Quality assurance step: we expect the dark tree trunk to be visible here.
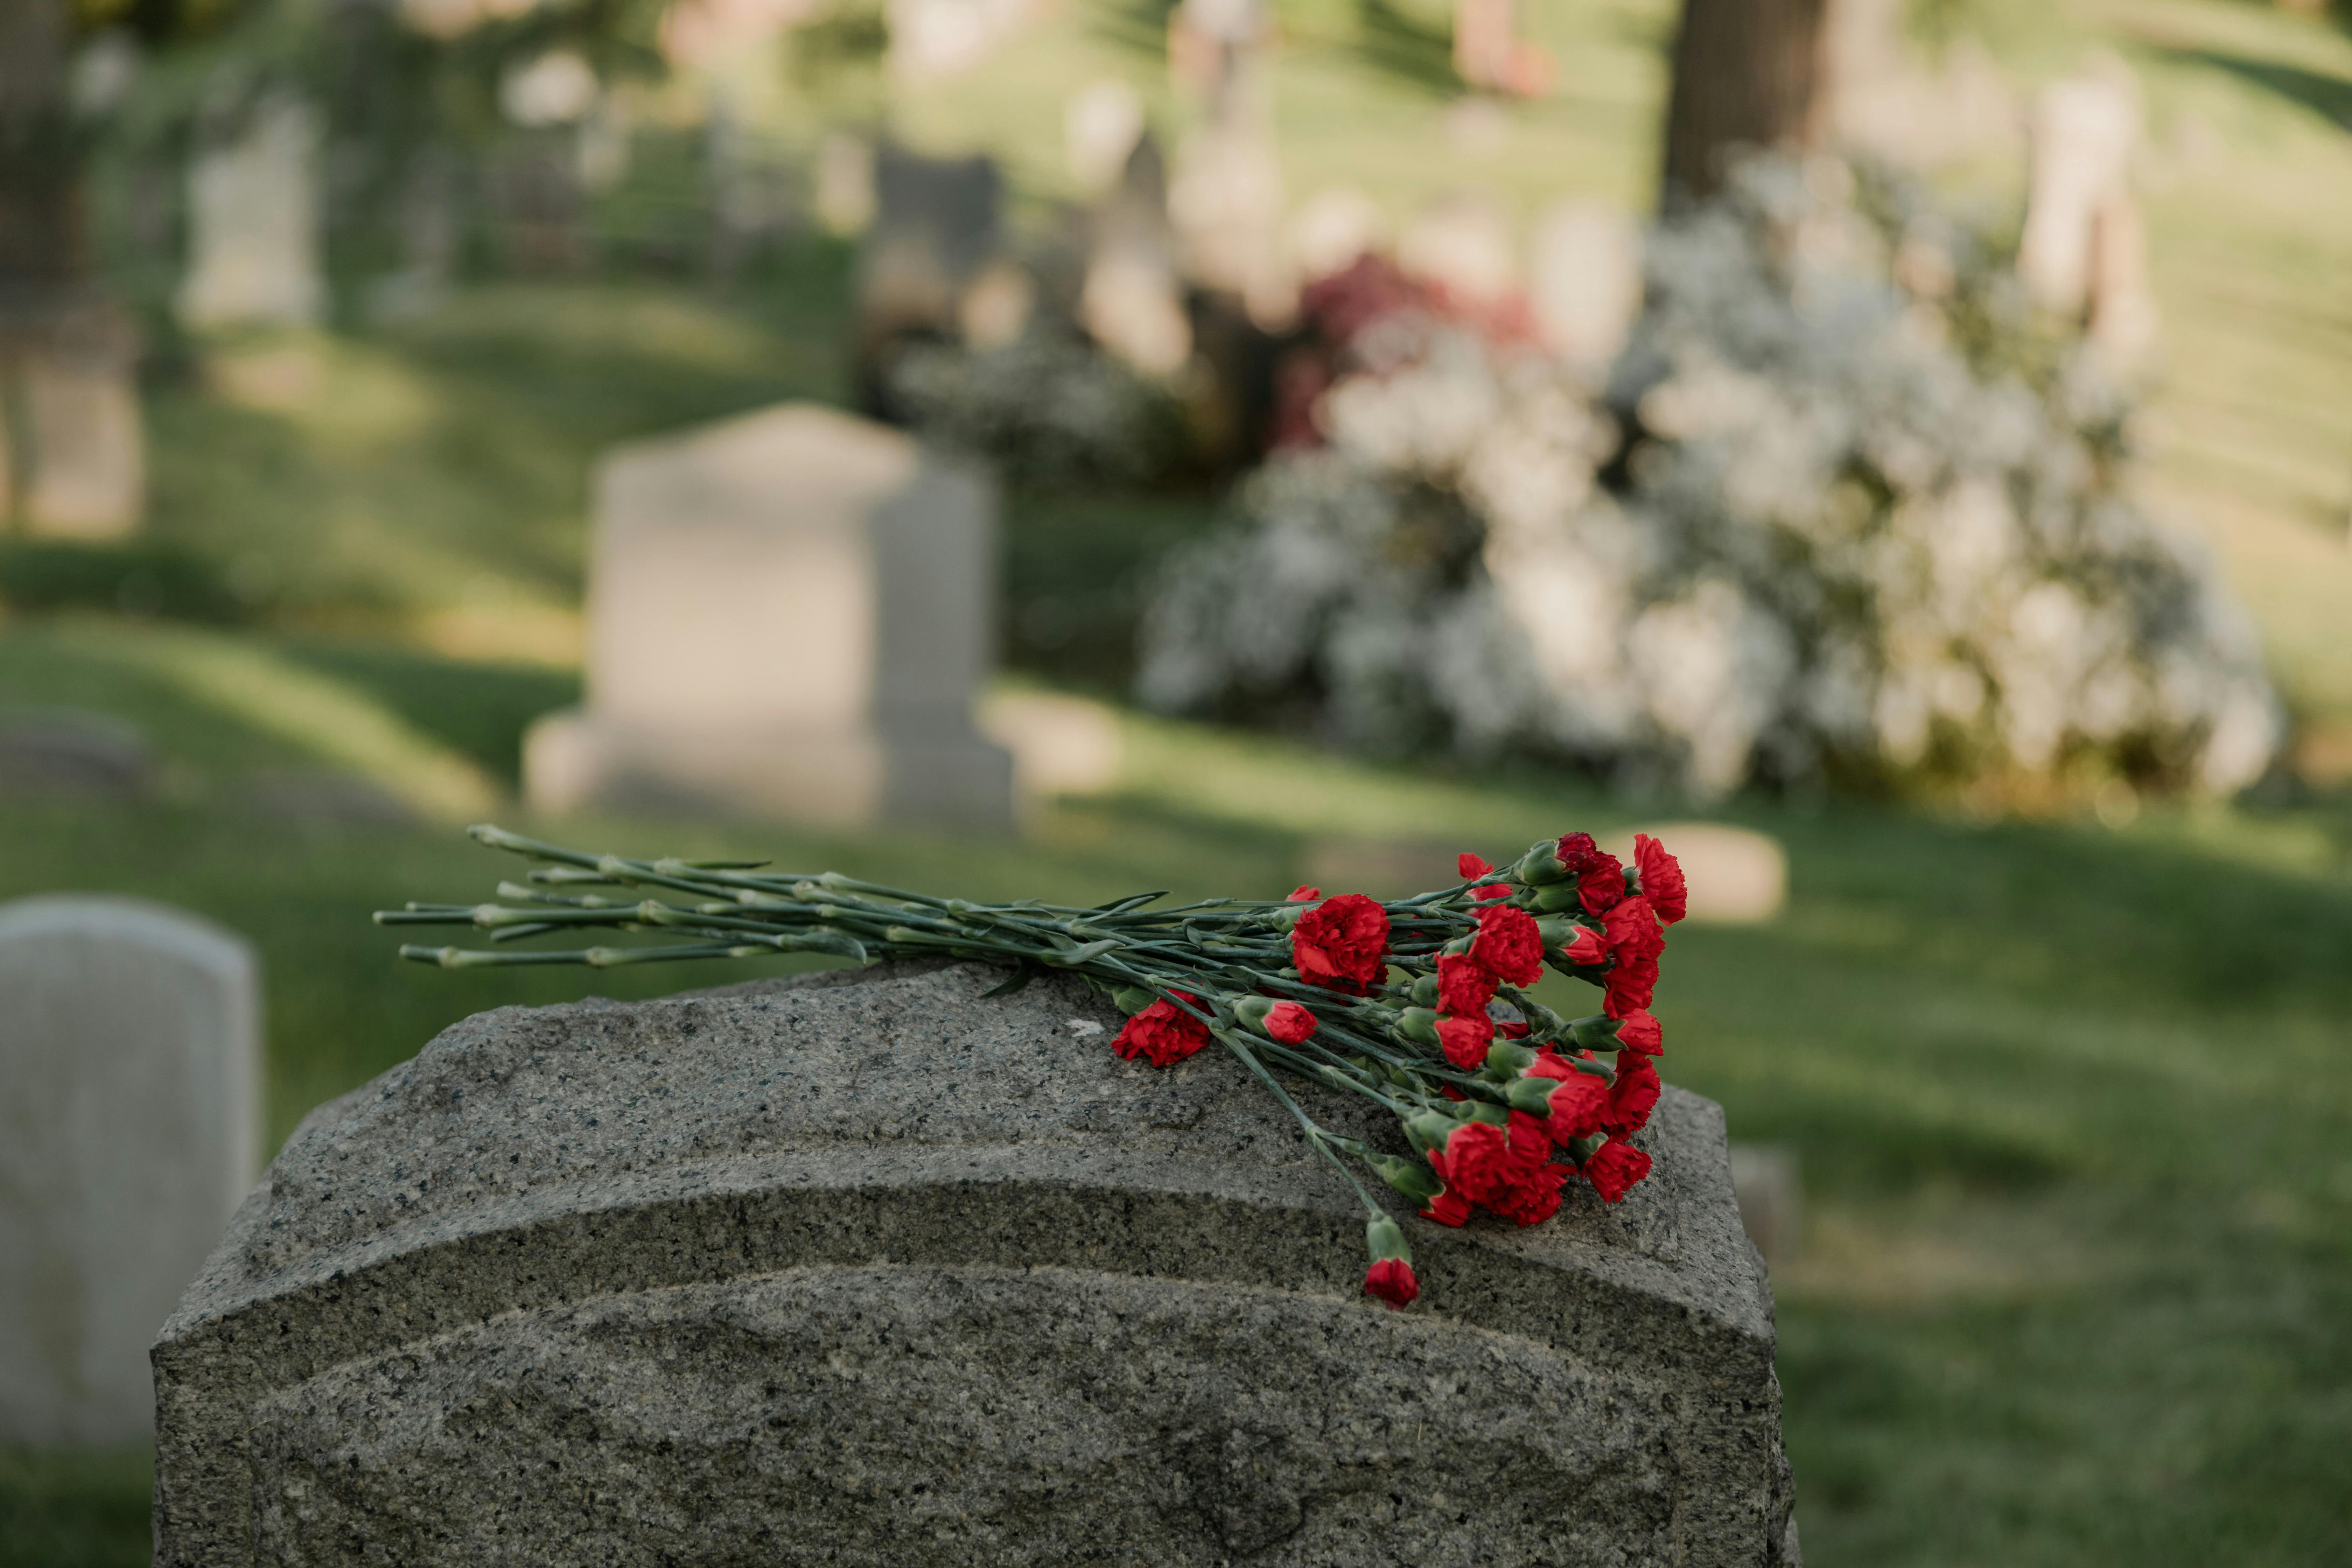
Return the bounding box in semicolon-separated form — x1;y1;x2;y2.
0;0;88;299
1658;0;1830;208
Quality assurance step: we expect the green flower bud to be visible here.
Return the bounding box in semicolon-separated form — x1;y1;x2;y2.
1111;986;1158;1015
1505;1076;1559;1115
1366;1213;1413;1264
1463;1100;1509;1127
1569;1015;1624;1051
1532;881;1586;913
1394;1007;1442;1046
1367;1153;1444;1205
1407;973;1441;1007
1484;1042;1536;1076
1231;994;1277;1031
1405;1109;1462;1153
1517;840;1568;884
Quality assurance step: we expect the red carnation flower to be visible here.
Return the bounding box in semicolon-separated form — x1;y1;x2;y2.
1487;1163;1566;1226
1556;832;1625;915
1263;1001;1319;1044
1604;1057;1661;1137
1498;1016;1531;1039
1560;925;1607;966
1112;992;1211;1068
1470;883;1514;901
1438;1121;1513;1207
1604;952;1659;1017
1289;885;1322;902
1603;893;1664;964
1527;1053;1611;1140
1505;1110;1555;1176
1614;1010;1663;1057
1419;1155;1474;1226
1634;834;1688;926
1581;1138;1653;1204
1292;892;1390;993
1470;904;1544;987
1436;953;1497;1015
1457;852;1492;880
1363;1256;1420;1309
1436;1011;1494;1070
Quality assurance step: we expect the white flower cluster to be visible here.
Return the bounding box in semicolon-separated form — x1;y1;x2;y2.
1139;159;2281;801
884;331;1185;490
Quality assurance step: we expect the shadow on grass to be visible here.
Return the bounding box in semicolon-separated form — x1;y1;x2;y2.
278;640;578;789
2158;45;2352;130
1351;0;1459;99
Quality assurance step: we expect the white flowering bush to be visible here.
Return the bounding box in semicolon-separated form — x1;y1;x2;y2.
1138;158;2281;802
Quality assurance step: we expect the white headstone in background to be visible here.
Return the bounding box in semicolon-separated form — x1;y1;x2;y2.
13;309;146;539
1604;822;1788;926
1288;186;1386;283
1530;198;1642;382
525;404;1016;830
1083;136;1191;377
1398;189;1517;312
2017;69;2138;318
0;896;260;1444
1066;79;1146;194
886;0;1031;83
176;93;325;331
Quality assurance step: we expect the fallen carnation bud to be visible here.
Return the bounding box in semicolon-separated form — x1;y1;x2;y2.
1364;1256;1420;1309
1112;992;1211;1067
1581;1137;1653;1203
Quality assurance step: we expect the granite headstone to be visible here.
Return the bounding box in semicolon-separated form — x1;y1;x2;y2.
524;402;1015;830
154;960;1798;1564
1;896;259;1445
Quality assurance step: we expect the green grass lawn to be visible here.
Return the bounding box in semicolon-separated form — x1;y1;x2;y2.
3;622;2351;1565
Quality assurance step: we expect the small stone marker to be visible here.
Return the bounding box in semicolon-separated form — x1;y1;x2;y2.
154;962;1798;1565
1083;134;1192;376
1399;189;1517;312
855;148;1003;385
1608;822;1788;925
524;402;1016;830
1530;198;1641;382
176;92;325;331
1729;1143;1803;1266
2017;62;2155;367
0;709;153;799
0;896;260;1445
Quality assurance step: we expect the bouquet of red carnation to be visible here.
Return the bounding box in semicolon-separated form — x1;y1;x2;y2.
380;825;1690;1310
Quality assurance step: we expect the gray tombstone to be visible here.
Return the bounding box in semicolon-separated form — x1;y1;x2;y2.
0;896;260;1445
154;961;1799;1565
0;296;147;539
0;709;153;799
176;92;325;331
856;147;1002;384
524;402;1015;830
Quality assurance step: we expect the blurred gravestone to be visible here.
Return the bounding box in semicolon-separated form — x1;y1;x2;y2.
525;402;1015;830
1065;78;1146;193
1605;823;1787;925
0;709;152;799
1288;186;1387;283
1399;190;1517;312
3;299;146;538
1729;1143;1802;1266
855;148;1002;403
814;132;876;236
153;962;1798;1566
0;896;259;1444
2018;63;2156;367
886;0;1031;83
1082;135;1192;377
1530;198;1641;383
176;93;325;330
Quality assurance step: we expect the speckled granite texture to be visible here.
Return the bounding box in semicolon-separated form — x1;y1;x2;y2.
153;960;1799;1566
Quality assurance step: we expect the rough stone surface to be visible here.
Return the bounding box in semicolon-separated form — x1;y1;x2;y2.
155;961;1797;1566
1;896;259;1444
